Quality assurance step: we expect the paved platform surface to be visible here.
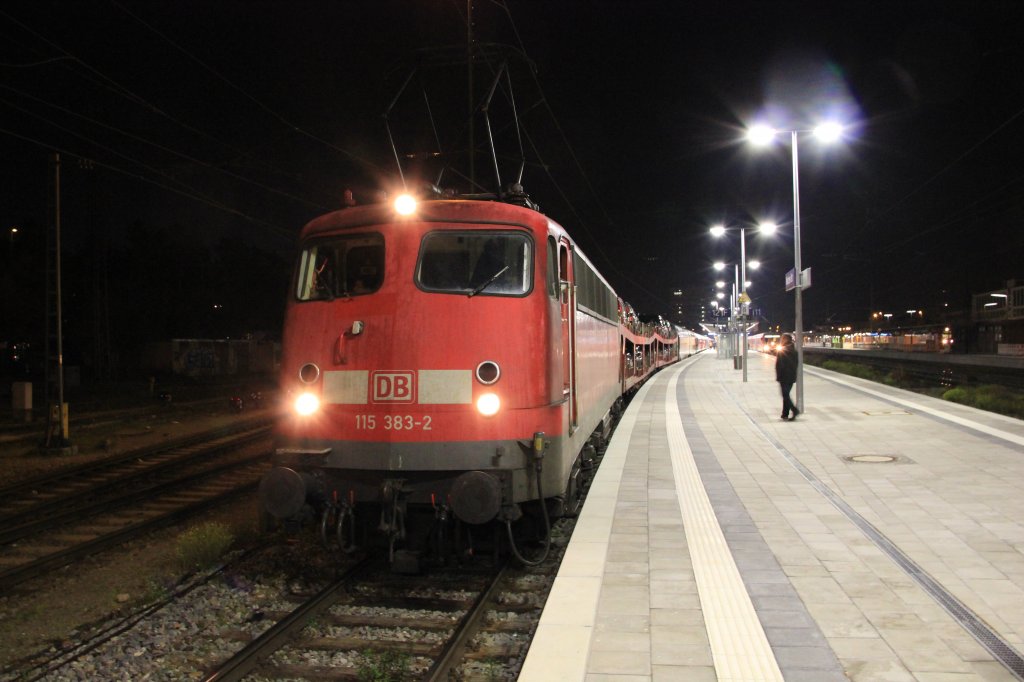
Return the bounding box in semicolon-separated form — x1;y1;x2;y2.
519;350;1024;682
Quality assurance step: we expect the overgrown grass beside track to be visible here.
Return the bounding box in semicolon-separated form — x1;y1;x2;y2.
811;358;1024;419
941;384;1024;419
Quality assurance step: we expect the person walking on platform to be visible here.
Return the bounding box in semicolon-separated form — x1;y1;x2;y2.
775;333;799;421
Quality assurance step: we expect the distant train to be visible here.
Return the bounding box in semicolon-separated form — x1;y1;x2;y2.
258;190;707;566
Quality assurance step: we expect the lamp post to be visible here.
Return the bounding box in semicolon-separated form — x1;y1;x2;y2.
712;260;740;365
711;221;775;382
748;122;843;412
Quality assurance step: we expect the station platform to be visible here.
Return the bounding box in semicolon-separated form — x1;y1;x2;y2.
519;350;1024;682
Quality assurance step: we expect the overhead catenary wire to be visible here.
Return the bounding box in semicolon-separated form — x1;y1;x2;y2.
1;6;348;208
108;0;386;175
0;83;334;214
1;6;345;218
0;98;294;234
869;105;1024;226
445;1;678;315
0;125;295;245
832;102;1024;280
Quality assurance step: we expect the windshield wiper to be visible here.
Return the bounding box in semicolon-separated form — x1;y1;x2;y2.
468;266;510;297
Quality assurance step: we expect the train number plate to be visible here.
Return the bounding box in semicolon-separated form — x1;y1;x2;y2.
355;415;432;431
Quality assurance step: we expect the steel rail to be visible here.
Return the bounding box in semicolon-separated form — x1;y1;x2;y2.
17;542;275;682
421;561;511;681
0;465;265;593
0;391;271;443
201;558;375;682
0;428;270;535
0;449;268;546
0;417;271;501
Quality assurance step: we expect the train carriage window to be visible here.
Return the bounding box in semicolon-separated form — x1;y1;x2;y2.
417;231;533;296
572;251;617;323
294;233;384;300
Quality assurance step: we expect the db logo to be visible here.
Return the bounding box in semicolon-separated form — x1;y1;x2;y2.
371;371;415;403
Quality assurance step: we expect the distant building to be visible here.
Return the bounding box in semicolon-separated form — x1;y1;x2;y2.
971;280;1024;355
141;338;281;377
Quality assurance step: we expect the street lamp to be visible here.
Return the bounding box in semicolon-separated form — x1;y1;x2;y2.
710;221;776;381
747;122;844;412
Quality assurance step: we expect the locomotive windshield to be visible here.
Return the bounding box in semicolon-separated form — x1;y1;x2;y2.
416;231;532;296
294;233;384;300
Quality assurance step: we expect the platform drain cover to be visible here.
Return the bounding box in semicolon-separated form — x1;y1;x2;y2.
847;454;897;463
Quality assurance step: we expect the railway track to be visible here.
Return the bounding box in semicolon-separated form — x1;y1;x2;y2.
0;392;262;446
0;421;273;593
200;552;555;682
197;428;609;682
804;347;1024;390
4;411;617;681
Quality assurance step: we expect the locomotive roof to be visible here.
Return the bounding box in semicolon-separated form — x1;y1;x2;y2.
299;198;554;241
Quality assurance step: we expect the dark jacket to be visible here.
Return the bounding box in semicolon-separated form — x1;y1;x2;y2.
775;343;797;383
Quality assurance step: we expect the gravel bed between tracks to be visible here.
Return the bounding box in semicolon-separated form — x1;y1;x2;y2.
0;494;264;677
0;400;277;676
0;527;338;682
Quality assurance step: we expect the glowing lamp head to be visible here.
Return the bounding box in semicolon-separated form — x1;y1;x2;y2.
394;193;417;216
294;392;320;416
813;122;843;143
747;124;777;146
476;392;500;417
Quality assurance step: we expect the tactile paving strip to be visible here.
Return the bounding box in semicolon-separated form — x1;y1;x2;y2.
666;371;785;682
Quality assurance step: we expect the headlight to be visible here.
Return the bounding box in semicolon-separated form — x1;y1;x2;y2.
294;392;320;416
394;193;417;216
476;392;500;417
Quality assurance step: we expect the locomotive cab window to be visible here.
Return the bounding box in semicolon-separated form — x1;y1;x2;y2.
546;236;557;298
417;231;532;296
294;233;384;300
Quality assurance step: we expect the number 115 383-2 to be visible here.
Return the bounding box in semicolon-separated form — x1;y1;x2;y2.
355;414;432;430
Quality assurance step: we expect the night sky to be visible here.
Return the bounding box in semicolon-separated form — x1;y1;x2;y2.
3;1;1023;348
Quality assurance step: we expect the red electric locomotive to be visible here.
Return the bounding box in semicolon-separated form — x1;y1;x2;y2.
259;188;679;565
257;40;693;566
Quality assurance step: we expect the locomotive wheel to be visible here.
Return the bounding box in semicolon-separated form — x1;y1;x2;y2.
562;456;585;517
258;505;279;534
